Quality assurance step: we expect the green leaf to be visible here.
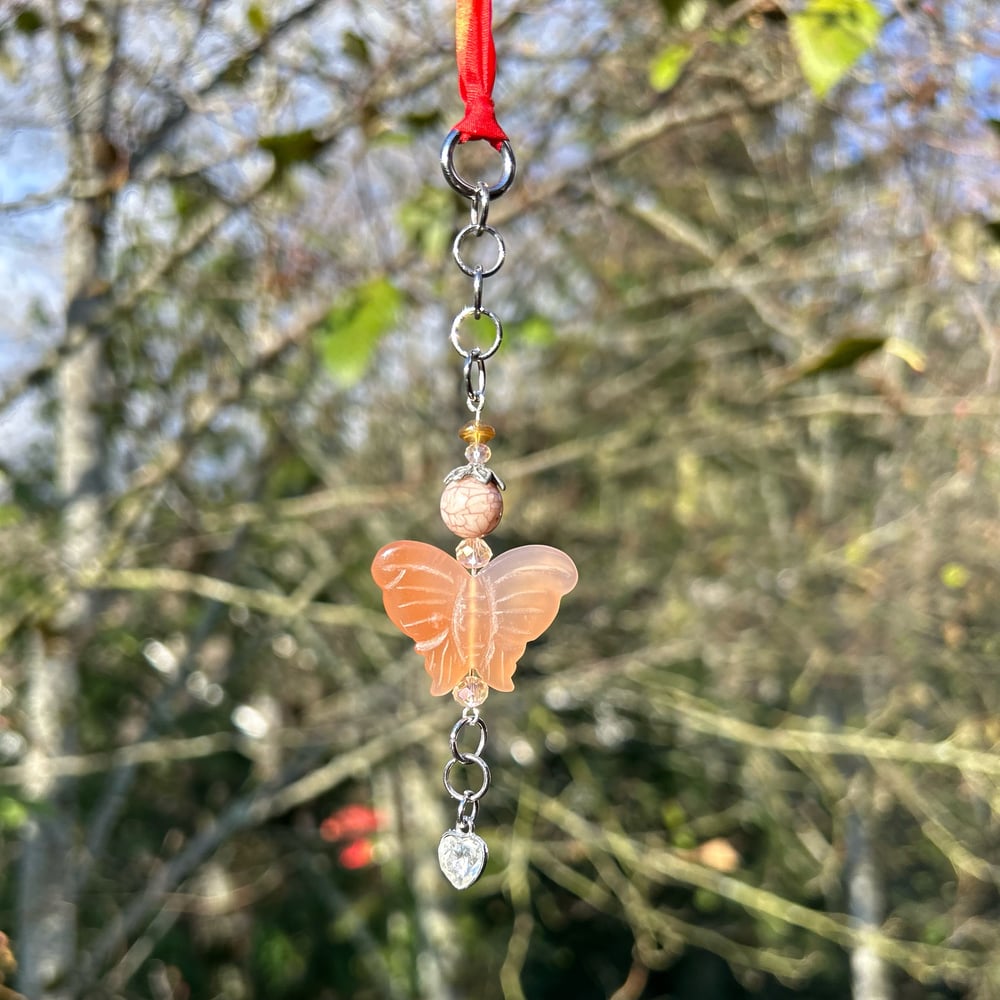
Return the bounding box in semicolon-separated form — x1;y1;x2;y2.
790;0;883;97
219;53;251;84
398;186;453;261
649;44;692;93
656;0;699;25
247;2;268;35
342;30;370;65
0;796;28;830
14;10;45;33
0;503;24;528
257;928;307;986
662;800;686;829
693;888;723;913
793;336;886;380
519;315;556;346
402;109;444;133
316;278;402;387
673;829;696;849
940;563;970;589
264;454;316;500
171;176;214;221
923;915;951;945
258;129;325;182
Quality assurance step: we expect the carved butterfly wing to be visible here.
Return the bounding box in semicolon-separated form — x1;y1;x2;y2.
372;541;578;696
371;540;471;695
475;545;578;692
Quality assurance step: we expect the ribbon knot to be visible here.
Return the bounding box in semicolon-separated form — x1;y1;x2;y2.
453;0;509;148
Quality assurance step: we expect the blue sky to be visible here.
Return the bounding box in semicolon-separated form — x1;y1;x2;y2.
0;0;996;465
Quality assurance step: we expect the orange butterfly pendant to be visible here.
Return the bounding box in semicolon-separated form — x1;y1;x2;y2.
372;540;578;695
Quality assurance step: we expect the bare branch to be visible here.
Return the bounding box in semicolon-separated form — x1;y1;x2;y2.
98;566;392;633
531;791;982;984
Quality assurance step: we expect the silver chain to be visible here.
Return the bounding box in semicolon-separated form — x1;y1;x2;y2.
435;132;513;873
442;708;491;834
441;132;517;418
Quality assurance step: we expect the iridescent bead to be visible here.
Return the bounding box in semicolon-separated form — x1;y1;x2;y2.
453;673;489;707
455;536;493;570
465;443;492;465
440;477;503;538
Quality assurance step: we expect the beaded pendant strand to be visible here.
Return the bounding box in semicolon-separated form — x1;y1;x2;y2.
371;0;576;890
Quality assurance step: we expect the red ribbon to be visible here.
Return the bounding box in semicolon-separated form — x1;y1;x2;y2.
453;0;509;148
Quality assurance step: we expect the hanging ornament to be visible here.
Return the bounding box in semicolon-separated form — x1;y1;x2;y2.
371;0;577;890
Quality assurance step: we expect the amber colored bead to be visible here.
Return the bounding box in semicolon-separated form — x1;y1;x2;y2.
459;422;496;445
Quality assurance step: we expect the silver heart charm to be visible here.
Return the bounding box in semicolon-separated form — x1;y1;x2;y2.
438;829;488;889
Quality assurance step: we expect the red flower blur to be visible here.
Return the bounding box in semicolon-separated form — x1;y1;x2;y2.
320;804;383;843
338;838;375;870
320;804;383;868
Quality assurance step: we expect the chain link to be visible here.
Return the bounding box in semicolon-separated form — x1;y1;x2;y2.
464;350;487;417
471;266;484;318
441;133;517;417
450;306;502;360
449;711;488;760
471;181;489;233
442;710;491;833
452;225;506;278
455;793;479;834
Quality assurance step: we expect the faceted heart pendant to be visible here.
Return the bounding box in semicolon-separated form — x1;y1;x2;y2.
438;829;489;889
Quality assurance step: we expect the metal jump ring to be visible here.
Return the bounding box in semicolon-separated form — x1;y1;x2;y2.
450;307;502;360
440;129;516;200
443;755;491;802
464;351;487;405
450;713;489;761
471;183;490;233
472;266;484;317
452;225;506;278
456;795;480;832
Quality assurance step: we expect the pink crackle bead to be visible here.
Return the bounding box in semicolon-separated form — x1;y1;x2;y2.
440;477;503;538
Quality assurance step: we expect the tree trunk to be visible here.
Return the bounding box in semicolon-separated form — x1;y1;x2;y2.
18;333;105;998
813;392;893;1000
845;774;892;1000
17;4;113;994
17;634;79;999
397;757;460;1000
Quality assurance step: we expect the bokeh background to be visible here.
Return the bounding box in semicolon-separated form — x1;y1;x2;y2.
1;1;999;997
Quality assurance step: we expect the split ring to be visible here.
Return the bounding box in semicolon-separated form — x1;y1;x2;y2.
450;713;489;761
440;129;516;200
450;307;503;360
443;755;492;803
453;225;506;278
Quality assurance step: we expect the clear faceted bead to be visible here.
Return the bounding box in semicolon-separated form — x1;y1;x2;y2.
455;536;493;570
465;443;492;465
453;672;489;708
